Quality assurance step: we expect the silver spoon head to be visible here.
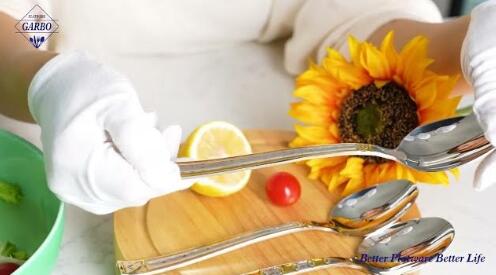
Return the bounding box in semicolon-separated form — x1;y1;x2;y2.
330;180;418;236
398;113;492;171
357;217;455;275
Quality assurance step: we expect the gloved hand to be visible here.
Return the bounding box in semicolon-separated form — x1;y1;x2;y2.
28;52;192;214
461;0;496;191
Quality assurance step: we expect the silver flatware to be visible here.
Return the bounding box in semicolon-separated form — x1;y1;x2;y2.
245;217;455;275
116;180;418;274
178;113;492;178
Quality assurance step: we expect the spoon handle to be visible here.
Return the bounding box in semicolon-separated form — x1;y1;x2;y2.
178;143;394;178
116;222;335;275
243;257;368;275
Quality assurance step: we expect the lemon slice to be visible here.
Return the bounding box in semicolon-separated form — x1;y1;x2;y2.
181;121;252;197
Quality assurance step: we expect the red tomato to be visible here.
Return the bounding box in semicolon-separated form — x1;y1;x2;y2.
265;172;301;206
0;263;20;275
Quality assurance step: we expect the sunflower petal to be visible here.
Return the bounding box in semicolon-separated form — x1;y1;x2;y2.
342;177;365;196
297;64;345;91
360;42;391;79
339;157;364;179
397;36;434;87
323;48;372;89
380;31;398;70
415;79;438;111
450;168;460;180
289;136;312;147
348;35;364;67
411;170;450;185
294;125;337;144
293;85;331;105
435;75;460;100
289;102;331;125
307;158;347;179
420;97;461;123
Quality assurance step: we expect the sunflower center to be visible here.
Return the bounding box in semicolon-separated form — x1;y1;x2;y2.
338;81;419;163
356;104;384;138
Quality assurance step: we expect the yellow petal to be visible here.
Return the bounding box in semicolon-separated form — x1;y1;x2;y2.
321;171;333;185
415;79;438;111
328;174;342;191
328;166;349;191
420;97;461;123
397;36;433;87
360;42;391;79
342;177;365;197
403;168;416;182
297;65;345;92
411;170;450;185
339;157;365;179
363;164;379;187
374;80;389;88
294;125;337;144
307;158;347;179
450;168;460;180
323;48;371;89
289;136;312;147
307;158;347;169
395;164;404;179
293;85;331;105
289;102;331;125
380;31;398;70
435;75;460;100
348;35;364;67
328;124;340;140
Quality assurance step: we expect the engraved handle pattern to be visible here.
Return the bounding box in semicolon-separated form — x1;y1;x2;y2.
243;257;368;275
117;222;336;274
178;143;395;178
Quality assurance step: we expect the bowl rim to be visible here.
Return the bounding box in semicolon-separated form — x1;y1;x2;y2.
0;129;65;272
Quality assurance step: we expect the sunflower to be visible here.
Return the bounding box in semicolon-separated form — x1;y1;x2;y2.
289;31;461;196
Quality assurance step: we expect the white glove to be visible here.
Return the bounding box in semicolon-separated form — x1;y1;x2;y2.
28;52;192;214
461;0;496;191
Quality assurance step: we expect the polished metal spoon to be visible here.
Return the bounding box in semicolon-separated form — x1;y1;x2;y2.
245;217;455;275
117;180;418;275
178;113;492;178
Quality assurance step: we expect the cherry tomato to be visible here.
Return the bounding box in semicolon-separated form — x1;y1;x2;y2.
0;263;20;275
265;172;301;206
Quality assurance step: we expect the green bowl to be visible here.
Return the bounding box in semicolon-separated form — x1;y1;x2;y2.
0;129;64;275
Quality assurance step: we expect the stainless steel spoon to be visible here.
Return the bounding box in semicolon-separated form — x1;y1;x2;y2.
178;113;492;178
117;180;418;275
245;217;455;275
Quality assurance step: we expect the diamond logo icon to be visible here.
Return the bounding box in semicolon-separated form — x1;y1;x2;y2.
15;5;58;48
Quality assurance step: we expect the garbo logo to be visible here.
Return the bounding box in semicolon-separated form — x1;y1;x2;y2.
15;5;58;48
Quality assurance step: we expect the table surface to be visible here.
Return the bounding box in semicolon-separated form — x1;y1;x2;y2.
1;42;494;275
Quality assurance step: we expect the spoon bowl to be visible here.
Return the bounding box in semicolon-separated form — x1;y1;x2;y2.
397;113;492;171
359;217;455;274
330;179;418;236
246;217;455;275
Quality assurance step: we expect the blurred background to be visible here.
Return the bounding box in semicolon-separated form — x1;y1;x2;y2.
434;0;487;16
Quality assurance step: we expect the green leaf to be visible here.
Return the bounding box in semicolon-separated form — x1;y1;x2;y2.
13;251;28;261
0;180;22;204
0;241;29;261
0;242;16;257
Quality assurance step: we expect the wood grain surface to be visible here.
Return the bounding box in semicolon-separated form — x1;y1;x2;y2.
114;130;420;275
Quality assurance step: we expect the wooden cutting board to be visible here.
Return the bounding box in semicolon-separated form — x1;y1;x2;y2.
114;130;420;275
